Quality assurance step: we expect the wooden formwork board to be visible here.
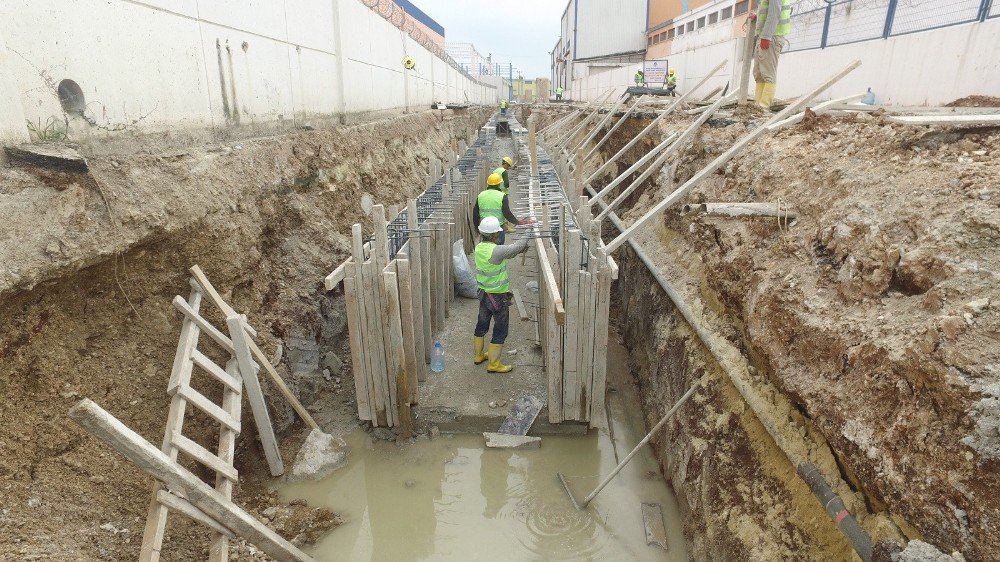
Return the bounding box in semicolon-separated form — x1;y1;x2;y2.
419;220;433;363
381;270;411;435
562;229;583;421
377;263;400;428
360;260;389;426
589;262;612;429
544;245;564;424
343;272;371;420
395;258;419;404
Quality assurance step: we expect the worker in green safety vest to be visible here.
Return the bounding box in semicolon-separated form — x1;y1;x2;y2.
634;69;645;87
751;0;792;109
500;98;509;115
555;86;563;101
473;171;533;244
472;216;530;373
666;68;678;97
493;156;514;193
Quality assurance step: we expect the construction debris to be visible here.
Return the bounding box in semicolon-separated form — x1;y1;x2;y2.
290;429;349;482
641;503;668;550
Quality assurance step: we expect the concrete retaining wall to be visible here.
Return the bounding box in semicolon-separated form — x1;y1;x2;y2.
567;17;1000;106
0;0;497;143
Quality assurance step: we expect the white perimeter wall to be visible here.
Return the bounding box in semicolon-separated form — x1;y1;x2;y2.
568;17;1000;106
0;0;498;143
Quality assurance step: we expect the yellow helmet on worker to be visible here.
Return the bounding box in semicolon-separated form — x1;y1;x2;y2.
502;156;513;167
669;68;675;75
487;173;503;186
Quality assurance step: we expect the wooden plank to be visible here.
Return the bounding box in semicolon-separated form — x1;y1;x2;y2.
395;258;419;403
171;430;239;482
583;95;644;161
208;359;242;562
227;316;284;476
405;202;428;378
323;261;347;291
361;261;388;426
343;273;371;420
577;270;593;422
69;400;313;562
510;287;528;321
191;350;241;394
589;256;612;430
642;502;669;550
606;61;861;253
157;490;235;539
372;205;389;265
589;131;678;203
570;92;630;154
382;270;412;437
351;225;377;421
562;230;582;420
885;114;1000;126
737;33;755;106
419;219;433;363
174;386;240;434
166;284;203;394
543;247;563;424
378;265;400;428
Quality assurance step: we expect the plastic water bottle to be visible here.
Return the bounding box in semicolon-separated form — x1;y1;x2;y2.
431;341;445;373
861;87;875;105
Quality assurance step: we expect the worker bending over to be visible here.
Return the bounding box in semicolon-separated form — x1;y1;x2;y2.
472;217;529;373
751;0;791;109
473;171;533;244
666;68;678;97
493;156;514;192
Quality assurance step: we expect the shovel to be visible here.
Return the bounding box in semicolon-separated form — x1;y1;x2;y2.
558;383;699;509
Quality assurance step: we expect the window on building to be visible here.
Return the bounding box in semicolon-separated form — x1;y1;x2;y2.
648;36;653;46
677;25;685;35
659;31;666;41
686;21;694;32
697;17;705;28
709;12;718;24
735;1;748;16
721;6;733;19
667;28;675;39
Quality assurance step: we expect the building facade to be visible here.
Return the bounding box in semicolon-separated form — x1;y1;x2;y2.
550;0;648;99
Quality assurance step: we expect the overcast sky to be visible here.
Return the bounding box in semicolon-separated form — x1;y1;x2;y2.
414;0;566;79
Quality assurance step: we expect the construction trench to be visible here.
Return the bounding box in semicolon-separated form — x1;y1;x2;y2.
1;86;998;560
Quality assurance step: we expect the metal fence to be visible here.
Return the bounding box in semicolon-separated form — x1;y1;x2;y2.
784;0;997;53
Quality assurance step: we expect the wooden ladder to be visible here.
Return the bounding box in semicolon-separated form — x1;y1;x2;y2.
139;273;282;561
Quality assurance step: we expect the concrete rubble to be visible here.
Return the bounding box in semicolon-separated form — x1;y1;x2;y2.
289;429;350;482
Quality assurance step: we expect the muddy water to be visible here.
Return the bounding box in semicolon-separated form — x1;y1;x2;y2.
278;351;686;561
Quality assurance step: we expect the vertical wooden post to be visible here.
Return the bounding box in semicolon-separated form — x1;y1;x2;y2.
382;270;412;437
227;316;284;476
406;199;430;376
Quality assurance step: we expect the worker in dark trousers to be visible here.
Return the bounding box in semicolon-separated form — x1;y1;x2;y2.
666;68;678;97
472;216;529;373
500;98;509;115
493;156;513;193
473;172;534;244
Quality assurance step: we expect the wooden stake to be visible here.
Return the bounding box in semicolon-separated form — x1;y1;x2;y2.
227;316;283;476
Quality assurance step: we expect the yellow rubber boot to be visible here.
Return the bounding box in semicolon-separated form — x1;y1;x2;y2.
486;343;512;373
760;83;777;110
473;336;488;365
754;82;765;105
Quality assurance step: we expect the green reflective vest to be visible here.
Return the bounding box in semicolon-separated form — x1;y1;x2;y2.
556;87;563;94
475;242;510;294
667;74;677;87
478;189;505;223
492;167;508;192
501;99;508;108
758;0;792;37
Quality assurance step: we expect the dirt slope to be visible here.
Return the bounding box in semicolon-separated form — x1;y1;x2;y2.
0;108;489;560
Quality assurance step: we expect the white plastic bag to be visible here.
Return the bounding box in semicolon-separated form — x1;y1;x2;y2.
452;240;478;298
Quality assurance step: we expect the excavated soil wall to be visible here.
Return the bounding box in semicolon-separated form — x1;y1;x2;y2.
531;104;999;560
0;108;490;560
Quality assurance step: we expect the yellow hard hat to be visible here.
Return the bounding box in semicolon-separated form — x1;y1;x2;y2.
669;68;675;75
487;173;503;186
502;156;513;166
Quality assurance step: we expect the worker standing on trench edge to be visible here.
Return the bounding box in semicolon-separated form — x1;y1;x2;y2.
666;68;678;97
750;0;792;109
473;171;534;244
555;86;563;101
500;98;509;115
493;156;514;193
472;216;530;373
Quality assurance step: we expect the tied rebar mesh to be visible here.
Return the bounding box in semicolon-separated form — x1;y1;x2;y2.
358;0;493;88
784;0;995;53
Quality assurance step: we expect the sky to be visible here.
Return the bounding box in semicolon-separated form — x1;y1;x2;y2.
412;0;567;79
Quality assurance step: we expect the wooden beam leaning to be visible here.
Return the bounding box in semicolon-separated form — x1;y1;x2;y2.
605;60;861;253
583;95;644;161
597;95;728;219
583;59;727;186
227;316;284;476
189;266;318;431
589;132;679;204
552;89;615;148
766;93;865;131
569;92;631;155
738;33;755;106
69;400;314;562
